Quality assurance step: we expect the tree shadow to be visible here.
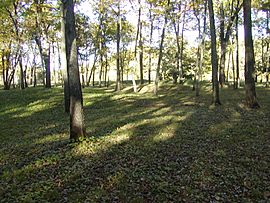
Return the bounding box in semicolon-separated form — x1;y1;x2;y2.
0;85;269;202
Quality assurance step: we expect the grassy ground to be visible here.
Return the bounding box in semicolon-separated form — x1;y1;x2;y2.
0;82;269;202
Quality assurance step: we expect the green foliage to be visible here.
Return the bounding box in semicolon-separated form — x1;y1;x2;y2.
0;84;270;202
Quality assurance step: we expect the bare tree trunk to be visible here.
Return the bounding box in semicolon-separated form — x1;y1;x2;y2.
92;65;96;86
34;66;37;87
266;37;269;87
99;55;103;87
44;45;51;88
87;51;97;86
154;0;170;95
104;53;108;87
61;2;70;113
139;20;144;85
81;64;85;88
24;65;28;88
227;46;232;83
219;2;226;87
173;2;181;84
179;4;186;84
19;55;24;90
115;1;121;91
232;44;236;88
194;0;207;96
64;0;86;140
208;0;221;105
243;0;259;108
266;11;269;87
148;3;154;84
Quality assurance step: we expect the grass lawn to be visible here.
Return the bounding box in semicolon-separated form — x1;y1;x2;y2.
0;82;269;202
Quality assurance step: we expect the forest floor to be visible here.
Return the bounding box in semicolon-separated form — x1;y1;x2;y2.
0;82;270;202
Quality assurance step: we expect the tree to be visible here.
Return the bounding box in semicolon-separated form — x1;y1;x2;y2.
31;0;56;88
4;1;25;90
154;0;170;95
235;11;240;89
60;1;69;113
62;0;86;140
115;0;121;91
192;0;207;96
147;1;154;84
243;0;259;108
218;0;242;87
208;0;221;105
134;0;144;85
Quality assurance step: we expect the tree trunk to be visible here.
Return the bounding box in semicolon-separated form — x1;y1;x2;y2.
266;11;269;87
92;66;96;86
115;1;121;91
148;3;154;84
87;51;97;86
139;21;144;85
104;53;108;87
194;0;207;96
235;14;240;89
219;2;226;87
81;65;85;88
266;38;269;87
154;0;170;95
30;66;34;86
63;0;86;140
2;53;8;90
179;4;186;84
227;46;232;83
19;55;24;90
232;45;236;88
120;52;124;83
34;66;37;87
243;0;259;108
99;55;103;87
44;46;51;88
173;3;181;85
208;0;221;105
24;66;28;88
219;0;242;87
61;2;70;113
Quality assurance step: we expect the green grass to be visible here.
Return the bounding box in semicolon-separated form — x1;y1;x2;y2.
0;83;269;202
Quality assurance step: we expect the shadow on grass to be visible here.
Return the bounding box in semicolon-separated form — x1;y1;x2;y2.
0;85;269;202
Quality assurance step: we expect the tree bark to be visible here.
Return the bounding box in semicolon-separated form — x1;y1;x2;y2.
148;3;154;84
139;20;144;85
63;0;86;140
227;45;232;83
179;4;186;84
44;46;51;88
266;11;269;87
243;0;259;108
104;53;108;87
115;1;121;91
232;43;236;88
208;0;221;105
219;0;242;87
99;54;103;87
87;50;97;86
235;13;240;89
19;55;24;90
61;2;70;113
266;36;269;87
154;0;170;95
194;0;207;96
219;1;226;87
